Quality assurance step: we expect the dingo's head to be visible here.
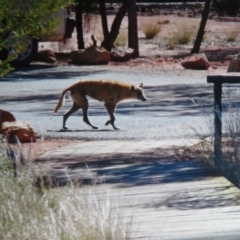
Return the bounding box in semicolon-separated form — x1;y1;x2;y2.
130;83;147;101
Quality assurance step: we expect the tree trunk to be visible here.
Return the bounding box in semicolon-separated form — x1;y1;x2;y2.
75;0;85;49
109;0;128;46
128;0;139;58
99;0;111;51
191;0;210;54
101;0;128;51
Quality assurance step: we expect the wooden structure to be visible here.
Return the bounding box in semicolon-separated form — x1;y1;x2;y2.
207;74;240;166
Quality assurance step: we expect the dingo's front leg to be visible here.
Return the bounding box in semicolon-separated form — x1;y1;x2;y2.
82;102;98;130
104;103;120;130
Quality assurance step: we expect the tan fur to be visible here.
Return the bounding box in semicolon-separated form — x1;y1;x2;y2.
54;80;147;130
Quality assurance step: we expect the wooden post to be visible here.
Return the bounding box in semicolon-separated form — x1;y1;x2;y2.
214;82;222;166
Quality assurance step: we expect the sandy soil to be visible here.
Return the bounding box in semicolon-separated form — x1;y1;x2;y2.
39;14;240;73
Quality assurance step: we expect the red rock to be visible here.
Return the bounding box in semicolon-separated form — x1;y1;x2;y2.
111;47;134;62
70;45;110;65
1;121;37;143
181;53;210;70
0;109;16;132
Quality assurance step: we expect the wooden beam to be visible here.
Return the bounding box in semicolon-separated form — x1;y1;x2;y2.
213;82;222;167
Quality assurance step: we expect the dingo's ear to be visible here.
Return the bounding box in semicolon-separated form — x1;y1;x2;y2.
139;83;143;88
130;85;136;91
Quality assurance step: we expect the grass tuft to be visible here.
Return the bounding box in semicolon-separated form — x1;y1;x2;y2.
164;25;196;49
174;27;195;45
0;137;133;240
166;37;177;50
114;31;128;47
183;96;240;188
141;21;161;39
226;30;239;42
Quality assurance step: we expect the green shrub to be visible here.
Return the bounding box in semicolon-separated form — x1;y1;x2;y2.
0;0;74;76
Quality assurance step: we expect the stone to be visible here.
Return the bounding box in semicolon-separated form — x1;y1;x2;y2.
70;45;110;65
181;53;210;70
111;47;134;62
1;121;37;143
0;109;16;132
37;50;57;63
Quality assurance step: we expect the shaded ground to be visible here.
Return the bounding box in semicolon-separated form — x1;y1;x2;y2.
32;140;240;239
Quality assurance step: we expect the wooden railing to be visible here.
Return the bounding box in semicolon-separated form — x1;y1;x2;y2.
207;74;240;166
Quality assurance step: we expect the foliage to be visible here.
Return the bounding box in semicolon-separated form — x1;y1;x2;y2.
0;0;73;76
114;31;127;47
0;62;13;77
141;21;161;39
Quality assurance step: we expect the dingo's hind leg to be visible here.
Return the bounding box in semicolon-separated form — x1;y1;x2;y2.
81;97;98;130
63;102;81;130
71;92;98;130
104;103;119;130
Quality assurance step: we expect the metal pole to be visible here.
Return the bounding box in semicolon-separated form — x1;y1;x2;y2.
214;82;222;166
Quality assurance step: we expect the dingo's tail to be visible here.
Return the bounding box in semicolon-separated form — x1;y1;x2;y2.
54;88;69;113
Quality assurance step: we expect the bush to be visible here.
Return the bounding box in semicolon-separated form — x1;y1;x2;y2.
114;31;128;47
174;27;195;45
164;26;195;49
0;0;74;76
166;37;177;50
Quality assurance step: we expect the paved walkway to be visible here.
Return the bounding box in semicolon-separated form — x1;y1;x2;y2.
37;139;240;239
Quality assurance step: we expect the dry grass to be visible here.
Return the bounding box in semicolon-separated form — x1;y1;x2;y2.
140;19;161;39
114;31;128;47
0;137;133;240
174;26;196;45
165;37;177;50
179;97;240;188
226;30;239;42
164;25;196;49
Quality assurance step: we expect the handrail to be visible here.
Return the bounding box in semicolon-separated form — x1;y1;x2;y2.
207;74;240;166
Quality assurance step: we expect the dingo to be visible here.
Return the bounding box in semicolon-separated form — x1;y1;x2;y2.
54;80;147;130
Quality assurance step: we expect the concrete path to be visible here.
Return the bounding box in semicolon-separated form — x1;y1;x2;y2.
37;140;240;239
